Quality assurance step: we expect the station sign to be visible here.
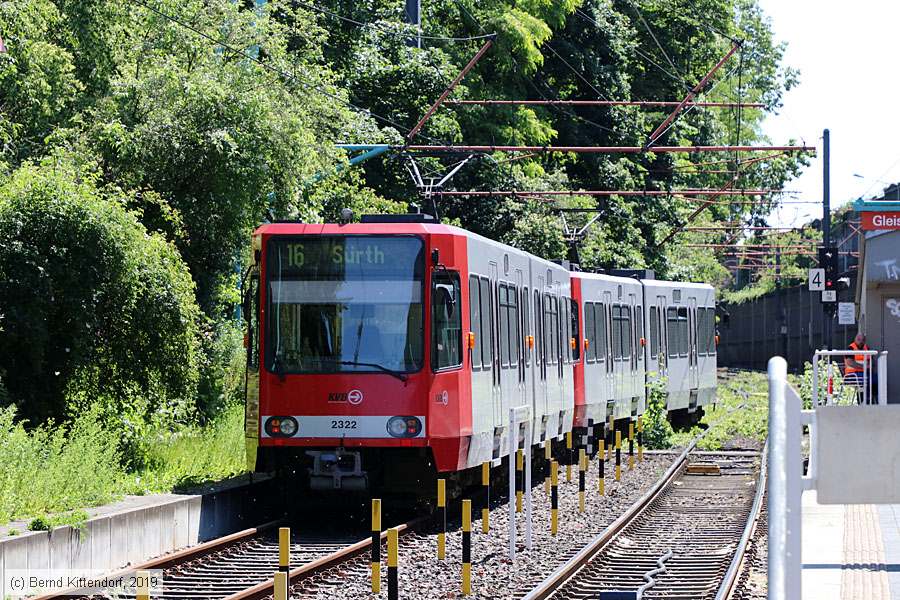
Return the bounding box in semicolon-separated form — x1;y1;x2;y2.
808;268;825;291
861;211;900;230
838;302;855;325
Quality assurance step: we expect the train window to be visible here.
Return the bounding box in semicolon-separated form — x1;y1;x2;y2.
509;285;519;368
635;306;643;362
612;305;622;360
499;284;510;368
709;308;717;354
649;307;659;359
479;277;493;368
432;271;462;371
265;236;425;375
570;298;580;362
560;298;569;364
469;275;482;369
522;287;530;366
584;303;594;363
621;305;632;360
597;303;607;362
678;307;689;356
666;307;679;359
696;308;707;357
534;290;542;367
543;294;553;365
244;273;260;370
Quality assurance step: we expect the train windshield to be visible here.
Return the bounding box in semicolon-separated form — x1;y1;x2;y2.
266;236;425;374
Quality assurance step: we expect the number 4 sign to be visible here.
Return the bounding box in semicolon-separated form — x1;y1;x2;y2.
808;268;825;291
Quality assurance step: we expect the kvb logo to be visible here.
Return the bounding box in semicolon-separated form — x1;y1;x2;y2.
328;389;365;405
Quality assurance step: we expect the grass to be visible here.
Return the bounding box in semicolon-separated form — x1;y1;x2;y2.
669;370;770;450
0;403;246;530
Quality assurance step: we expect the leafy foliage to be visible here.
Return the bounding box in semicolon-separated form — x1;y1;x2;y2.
0;154;200;426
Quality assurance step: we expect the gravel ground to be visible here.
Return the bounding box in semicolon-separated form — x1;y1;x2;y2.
289;452;678;599
732;494;768;600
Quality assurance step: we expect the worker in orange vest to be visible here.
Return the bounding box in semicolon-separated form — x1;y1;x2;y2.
844;332;876;399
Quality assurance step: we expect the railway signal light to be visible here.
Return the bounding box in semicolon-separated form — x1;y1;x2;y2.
818;246;839;289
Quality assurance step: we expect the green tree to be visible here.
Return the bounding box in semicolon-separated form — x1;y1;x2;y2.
0;153;200;426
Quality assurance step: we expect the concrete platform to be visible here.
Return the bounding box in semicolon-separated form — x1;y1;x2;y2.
802;490;900;599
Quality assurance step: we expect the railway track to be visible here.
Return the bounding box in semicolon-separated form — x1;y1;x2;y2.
38;516;425;600
522;446;766;600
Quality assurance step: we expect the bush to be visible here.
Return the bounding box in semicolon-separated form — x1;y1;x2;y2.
0;155;201;427
642;377;675;449
0;405;123;524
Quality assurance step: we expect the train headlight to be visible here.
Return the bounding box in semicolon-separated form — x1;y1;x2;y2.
265;416;298;437
279;417;298;436
387;416;422;438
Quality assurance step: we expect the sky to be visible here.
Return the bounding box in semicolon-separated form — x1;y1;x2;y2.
757;0;900;227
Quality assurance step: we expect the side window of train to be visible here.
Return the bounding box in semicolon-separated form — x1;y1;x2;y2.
635;306;643;362
597;303;608;363
479;277;493;368
244;273;260;370
678;307;689;356
499;284;510;368
709;307;717;354
585;302;596;363
666;307;679;359
543;294;553;365
649;307;659;360
432;271;462;371
534;290;542;367
611;305;621;360
622;305;632;361
559;297;570;364
696;307;707;357
569;298;580;362
469;275;482;369
509;284;519;368
522;287;530;366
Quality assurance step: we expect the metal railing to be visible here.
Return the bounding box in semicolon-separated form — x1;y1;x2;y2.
812;349;888;406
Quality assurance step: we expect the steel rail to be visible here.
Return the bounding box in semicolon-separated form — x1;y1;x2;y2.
715;439;769;600
225;517;427;600
520;440;698;600
33;520;283;600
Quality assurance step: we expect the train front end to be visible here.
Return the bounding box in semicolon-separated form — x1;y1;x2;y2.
243;221;468;494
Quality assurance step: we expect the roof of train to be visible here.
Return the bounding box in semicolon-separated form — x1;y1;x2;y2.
569;270;643;287
254;221;569;274
641;278;715;291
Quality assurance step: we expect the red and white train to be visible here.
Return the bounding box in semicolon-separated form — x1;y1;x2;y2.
242;215;717;494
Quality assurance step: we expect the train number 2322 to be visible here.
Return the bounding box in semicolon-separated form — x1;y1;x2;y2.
331;420;358;429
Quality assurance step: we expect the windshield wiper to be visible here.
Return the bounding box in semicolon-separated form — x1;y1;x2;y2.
339;360;408;382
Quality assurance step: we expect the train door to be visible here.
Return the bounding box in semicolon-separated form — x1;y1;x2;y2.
688;296;699;390
516;270;527;413
535;276;548;426
657;295;668;379
521;283;533;424
489;263;501;429
602;290;615;415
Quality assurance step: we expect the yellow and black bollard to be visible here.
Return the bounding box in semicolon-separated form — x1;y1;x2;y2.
550;460;559;535
578;449;586;512
279;527;290;574
387;526;399;600
615;430;622;481
274;571;288;600
482;461;490;534
628;422;635;471
371;499;381;593
598;439;605;495
462;499;472;595
544;440;552;494
566;431;573;482
437;478;447;560
638;415;644;462
516;448;524;513
135;570;150;600
607;416;615;461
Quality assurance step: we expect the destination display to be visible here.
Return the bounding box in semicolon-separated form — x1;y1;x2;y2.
268;236;425;279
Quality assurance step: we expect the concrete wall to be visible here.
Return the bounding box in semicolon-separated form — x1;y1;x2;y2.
0;474;277;598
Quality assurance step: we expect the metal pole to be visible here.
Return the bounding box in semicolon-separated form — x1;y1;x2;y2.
447;99;765;108
508;409;516;561
405;144;815;154
524;421;532;550
823;128;832;350
405;0;421;48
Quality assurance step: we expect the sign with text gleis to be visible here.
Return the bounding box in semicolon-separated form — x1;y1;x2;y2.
861;211;900;230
